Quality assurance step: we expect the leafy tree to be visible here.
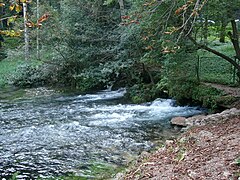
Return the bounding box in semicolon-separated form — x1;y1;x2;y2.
53;0;124;89
132;0;240;80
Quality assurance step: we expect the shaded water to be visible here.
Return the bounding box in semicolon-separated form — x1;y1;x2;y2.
0;88;203;179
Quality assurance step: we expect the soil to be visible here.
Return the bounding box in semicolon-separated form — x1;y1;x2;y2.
123;117;240;180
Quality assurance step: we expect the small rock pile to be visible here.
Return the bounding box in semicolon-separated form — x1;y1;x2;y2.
171;108;240;127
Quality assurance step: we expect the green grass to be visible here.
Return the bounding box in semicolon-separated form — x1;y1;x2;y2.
0;58;25;86
197;42;237;85
0;49;48;87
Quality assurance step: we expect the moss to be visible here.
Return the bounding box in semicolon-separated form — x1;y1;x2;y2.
48;162;124;180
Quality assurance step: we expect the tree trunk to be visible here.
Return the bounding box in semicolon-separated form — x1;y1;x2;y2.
229;20;240;60
203;18;208;44
36;0;40;59
0;6;3;48
229;20;240;82
219;19;228;43
23;2;29;61
118;0;125;17
203;5;209;44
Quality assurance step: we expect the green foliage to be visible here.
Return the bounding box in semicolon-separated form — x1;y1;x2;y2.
168;79;200;103
47;0;122;90
10;172;19;180
168;79;223;109
197;43;236;85
103;0;116;6
126;84;167;104
0;59;25;86
9;63;53;87
79;162;120;179
0;0;238;112
236;157;240;166
49;162;123;180
192;84;223;109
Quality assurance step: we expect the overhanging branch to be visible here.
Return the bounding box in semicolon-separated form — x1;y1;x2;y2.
187;35;240;72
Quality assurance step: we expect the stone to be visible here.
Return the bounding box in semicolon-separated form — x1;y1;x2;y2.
165;140;174;146
198;130;213;138
171;116;187;126
185;115;206;126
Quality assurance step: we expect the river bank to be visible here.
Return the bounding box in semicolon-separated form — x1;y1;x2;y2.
120;108;240;179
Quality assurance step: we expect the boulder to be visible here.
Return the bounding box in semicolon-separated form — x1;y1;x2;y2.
171;116;187;126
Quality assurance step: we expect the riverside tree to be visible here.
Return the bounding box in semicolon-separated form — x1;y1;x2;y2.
0;0;49;60
129;0;240;81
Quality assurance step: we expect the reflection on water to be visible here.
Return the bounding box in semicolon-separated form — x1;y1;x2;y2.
0;88;203;178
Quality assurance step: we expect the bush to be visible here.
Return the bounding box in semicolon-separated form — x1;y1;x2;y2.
126;84;168;103
9;64;52;87
168;78;223;109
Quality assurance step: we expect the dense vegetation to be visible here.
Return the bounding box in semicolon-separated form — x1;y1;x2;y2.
0;0;240;109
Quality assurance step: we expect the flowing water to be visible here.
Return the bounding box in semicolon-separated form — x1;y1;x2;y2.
0;88;203;179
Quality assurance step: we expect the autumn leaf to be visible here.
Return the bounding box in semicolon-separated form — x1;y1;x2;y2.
19;0;32;3
37;13;50;24
175;7;182;15
14;31;21;37
9;4;15;11
26;21;35;28
121;15;130;19
0;30;22;37
15;4;22;13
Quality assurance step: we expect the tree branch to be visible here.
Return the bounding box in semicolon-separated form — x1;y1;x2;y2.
187;35;240;72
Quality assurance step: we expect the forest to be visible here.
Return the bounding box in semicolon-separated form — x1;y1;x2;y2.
0;0;240;107
0;0;240;179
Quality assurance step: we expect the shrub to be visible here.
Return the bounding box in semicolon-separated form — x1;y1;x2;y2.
9;64;52;87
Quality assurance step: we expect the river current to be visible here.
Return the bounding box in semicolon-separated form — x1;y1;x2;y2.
0;88;203;179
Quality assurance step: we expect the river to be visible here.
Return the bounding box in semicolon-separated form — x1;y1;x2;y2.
0;87;203;179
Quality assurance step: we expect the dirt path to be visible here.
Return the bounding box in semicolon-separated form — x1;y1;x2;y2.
204;83;240;97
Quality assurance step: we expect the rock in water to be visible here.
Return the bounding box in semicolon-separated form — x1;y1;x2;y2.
171;117;187;126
